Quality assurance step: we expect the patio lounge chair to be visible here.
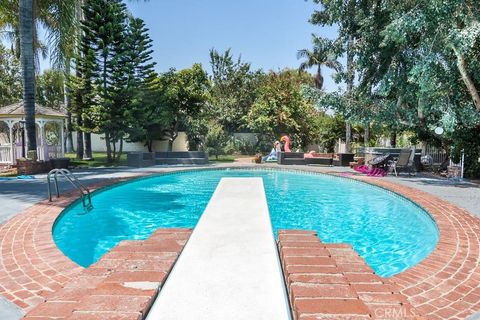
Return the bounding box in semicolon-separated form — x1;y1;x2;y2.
388;149;415;176
368;153;391;169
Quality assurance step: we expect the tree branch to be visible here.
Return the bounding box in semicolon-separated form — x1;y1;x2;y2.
453;47;480;112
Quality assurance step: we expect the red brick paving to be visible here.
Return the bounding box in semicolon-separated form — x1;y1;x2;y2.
278;230;422;320
350;176;480;320
0;167;479;319
23;228;191;319
0;177;147;312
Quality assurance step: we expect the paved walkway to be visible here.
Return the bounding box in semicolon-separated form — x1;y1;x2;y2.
146;178;291;320
0;296;23;319
382;173;479;217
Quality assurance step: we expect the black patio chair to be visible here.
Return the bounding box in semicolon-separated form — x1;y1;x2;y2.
388;149;415;176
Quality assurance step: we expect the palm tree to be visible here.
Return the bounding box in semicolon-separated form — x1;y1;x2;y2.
298;35;354;153
5;0;78;156
19;0;37;154
297;34;340;90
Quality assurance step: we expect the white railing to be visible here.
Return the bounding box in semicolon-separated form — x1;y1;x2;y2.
0;145;12;164
36;145;62;161
11;145;61;162
423;145;448;165
47;145;61;159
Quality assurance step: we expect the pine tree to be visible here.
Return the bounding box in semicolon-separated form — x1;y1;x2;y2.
122;17;159;152
72;0;128;162
70;0;158;160
69;0;98;160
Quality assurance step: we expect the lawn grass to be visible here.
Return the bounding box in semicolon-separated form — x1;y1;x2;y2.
65;152;127;168
209;155;236;162
66;152;235;166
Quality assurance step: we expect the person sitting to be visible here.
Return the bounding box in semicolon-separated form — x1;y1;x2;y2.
263;141;281;162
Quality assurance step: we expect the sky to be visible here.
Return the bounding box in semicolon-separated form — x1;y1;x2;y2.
37;0;341;91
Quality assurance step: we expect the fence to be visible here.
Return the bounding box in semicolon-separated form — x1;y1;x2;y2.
423;145;448;166
0;145;13;164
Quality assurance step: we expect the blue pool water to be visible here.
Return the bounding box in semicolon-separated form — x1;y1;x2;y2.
53;169;438;276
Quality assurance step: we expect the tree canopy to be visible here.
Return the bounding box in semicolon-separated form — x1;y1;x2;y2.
310;0;480;176
208;49;263;133
0;43;22;106
158;64;210;151
245;69;319;149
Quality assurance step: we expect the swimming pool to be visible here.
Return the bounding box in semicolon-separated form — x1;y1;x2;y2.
53;169;439;277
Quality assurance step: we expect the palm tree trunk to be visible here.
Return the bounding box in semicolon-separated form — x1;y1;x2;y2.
84;132;92;159
315;65;324;90
390;131;397;148
364;124;369;147
63;62;74;153
76;116;84;159
345;34;354;154
19;0;37;155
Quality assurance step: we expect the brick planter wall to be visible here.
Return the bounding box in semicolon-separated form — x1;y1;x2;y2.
16;160;51;175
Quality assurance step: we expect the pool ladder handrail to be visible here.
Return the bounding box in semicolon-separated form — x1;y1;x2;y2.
47;169;93;210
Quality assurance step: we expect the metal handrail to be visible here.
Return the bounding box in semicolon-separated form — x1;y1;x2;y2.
47;169;92;210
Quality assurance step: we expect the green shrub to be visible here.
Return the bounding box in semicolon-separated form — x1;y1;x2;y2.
204;122;231;160
234;138;256;155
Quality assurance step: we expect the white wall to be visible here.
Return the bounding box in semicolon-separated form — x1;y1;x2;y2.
232;132;257;144
71;132;189;153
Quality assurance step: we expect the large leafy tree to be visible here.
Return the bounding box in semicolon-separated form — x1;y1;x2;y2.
0;43;22;106
158;64;209;151
313;0;480;176
311;0;362;152
208;49;263;133
35;69;64;109
245;69;318;149
314;112;345;152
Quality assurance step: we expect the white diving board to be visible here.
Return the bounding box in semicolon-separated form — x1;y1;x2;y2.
146;178;291;320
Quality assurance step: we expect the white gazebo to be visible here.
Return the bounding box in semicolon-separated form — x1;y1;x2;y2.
0;102;66;165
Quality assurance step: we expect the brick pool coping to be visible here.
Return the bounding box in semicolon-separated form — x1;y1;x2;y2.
0;166;478;319
351;175;480;320
0;176;150;312
24;228;191;319
278;230;421;319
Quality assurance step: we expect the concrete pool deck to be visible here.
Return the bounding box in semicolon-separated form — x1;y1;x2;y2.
146;178;291;320
0;163;479;319
0;163;478;225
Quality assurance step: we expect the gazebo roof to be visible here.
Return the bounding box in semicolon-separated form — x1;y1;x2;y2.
0;102;66;118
